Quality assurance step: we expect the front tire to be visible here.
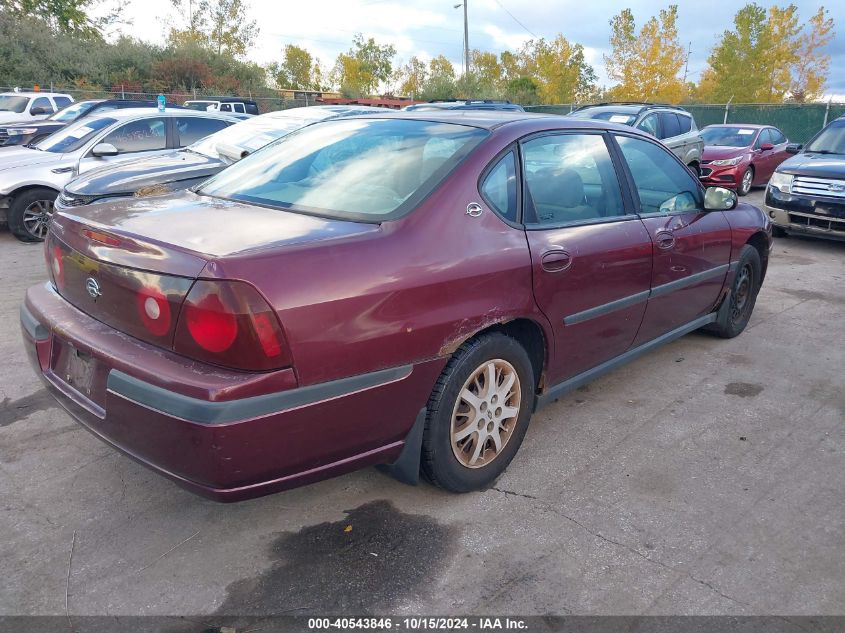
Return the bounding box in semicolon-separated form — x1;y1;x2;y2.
421;333;535;492
708;244;762;338
8;188;57;242
737;167;753;196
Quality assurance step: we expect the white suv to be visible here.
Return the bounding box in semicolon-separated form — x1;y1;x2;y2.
0;92;74;124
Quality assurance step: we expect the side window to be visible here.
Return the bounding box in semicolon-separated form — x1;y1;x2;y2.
522;134;625;225
755;128;772;149
233;103;245;113
480;150;518;222
219;103;232;112
659;112;681;139
175;116;230;146
53;96;72;109
636;114;659;138
31;97;53;113
101;117;167;153
677;114;692;134
770;128;787;145
615;135;702;214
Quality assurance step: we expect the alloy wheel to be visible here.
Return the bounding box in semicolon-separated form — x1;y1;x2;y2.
450;359;521;469
22;199;54;240
740;169;753;195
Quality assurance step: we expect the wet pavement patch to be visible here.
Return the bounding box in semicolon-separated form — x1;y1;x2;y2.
0;389;56;427
724;382;764;398
215;500;456;615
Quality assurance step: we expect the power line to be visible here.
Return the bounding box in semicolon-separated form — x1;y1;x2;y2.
492;0;539;39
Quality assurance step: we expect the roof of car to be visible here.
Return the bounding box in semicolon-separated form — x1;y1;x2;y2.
340;109;641;134
83;107;234;121
573;102;690;115
702;123;767;129
0;91;73;98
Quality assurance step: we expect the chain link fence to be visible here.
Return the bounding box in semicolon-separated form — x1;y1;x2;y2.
525;102;845;143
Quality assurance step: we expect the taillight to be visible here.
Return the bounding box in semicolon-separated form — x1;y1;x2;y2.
136;286;172;337
48;243;64;290
173;280;290;371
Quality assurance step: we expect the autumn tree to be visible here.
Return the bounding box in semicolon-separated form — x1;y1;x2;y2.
206;0;258;57
418;55;457;101
700;3;834;103
395;56;428;98
273;44;315;89
1;0;127;38
168;0;209;47
519;36;597;103
604;5;686;102
331;34;396;97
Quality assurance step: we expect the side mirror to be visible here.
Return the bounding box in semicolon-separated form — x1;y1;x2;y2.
91;142;119;157
785;143;802;154
30;106;50;115
760;143;774;151
704;186;737;211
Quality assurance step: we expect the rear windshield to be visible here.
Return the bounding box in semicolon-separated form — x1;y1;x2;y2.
190;113;321;160
701;126;757;147
36;116;117;153
569;108;637;126
0;95;29;113
198;118;488;221
805;120;845;155
49;101;98;122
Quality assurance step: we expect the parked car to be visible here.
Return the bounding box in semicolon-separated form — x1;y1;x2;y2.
21;112;771;501
0;108;236;241
0;99;182;148
0;91;74;125
569;102;704;174
403;99;525;112
699;124;791;196
765;116;845;241
57;105;386;210
183;97;259;115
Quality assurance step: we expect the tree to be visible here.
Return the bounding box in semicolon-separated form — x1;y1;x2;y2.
274;44;314;89
790;6;834;102
1;0;128;38
604;5;686;102
520;36;597;103
167;0;209;47
206;0;258;57
331;34;396;96
419;55;457;101
700;3;833;103
395;56;428;98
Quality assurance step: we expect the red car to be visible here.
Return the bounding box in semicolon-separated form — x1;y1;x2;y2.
699;124;791;196
21;112;772;501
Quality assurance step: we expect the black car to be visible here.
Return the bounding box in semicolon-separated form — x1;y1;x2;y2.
765;116;845;242
0;99;181;147
403;99;525;112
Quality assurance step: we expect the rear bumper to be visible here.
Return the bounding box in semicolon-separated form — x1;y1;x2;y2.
765;186;845;241
21;283;444;501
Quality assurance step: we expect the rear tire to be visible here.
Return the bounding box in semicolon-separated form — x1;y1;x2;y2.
708;244;762;339
8;188;57;242
421;333;535;492
688;162;701;178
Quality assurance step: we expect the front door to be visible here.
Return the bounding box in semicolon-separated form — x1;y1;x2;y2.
612;133;732;345
77;116;170;175
521;132;653;385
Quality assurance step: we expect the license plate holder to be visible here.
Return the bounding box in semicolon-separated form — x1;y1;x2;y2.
63;345;96;397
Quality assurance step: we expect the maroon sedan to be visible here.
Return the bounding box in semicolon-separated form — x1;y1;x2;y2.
699;124;791;196
21;112;772;501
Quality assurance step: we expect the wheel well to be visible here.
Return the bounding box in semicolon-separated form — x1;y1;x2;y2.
8;185;60;204
746;231;769;280
486;319;547;390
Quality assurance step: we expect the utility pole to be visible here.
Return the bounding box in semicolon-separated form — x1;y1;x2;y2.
682;41;691;84
463;0;470;78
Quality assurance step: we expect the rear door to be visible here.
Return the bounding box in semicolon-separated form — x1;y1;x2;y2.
520;131;653;385
612;133;732;345
174;115;231;147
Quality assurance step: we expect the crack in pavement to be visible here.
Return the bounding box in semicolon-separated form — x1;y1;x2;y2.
491;486;538;500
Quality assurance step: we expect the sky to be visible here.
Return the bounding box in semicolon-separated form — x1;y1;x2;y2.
113;0;845;96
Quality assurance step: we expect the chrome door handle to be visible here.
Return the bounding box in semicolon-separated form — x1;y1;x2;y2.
655;230;676;250
541;250;572;272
